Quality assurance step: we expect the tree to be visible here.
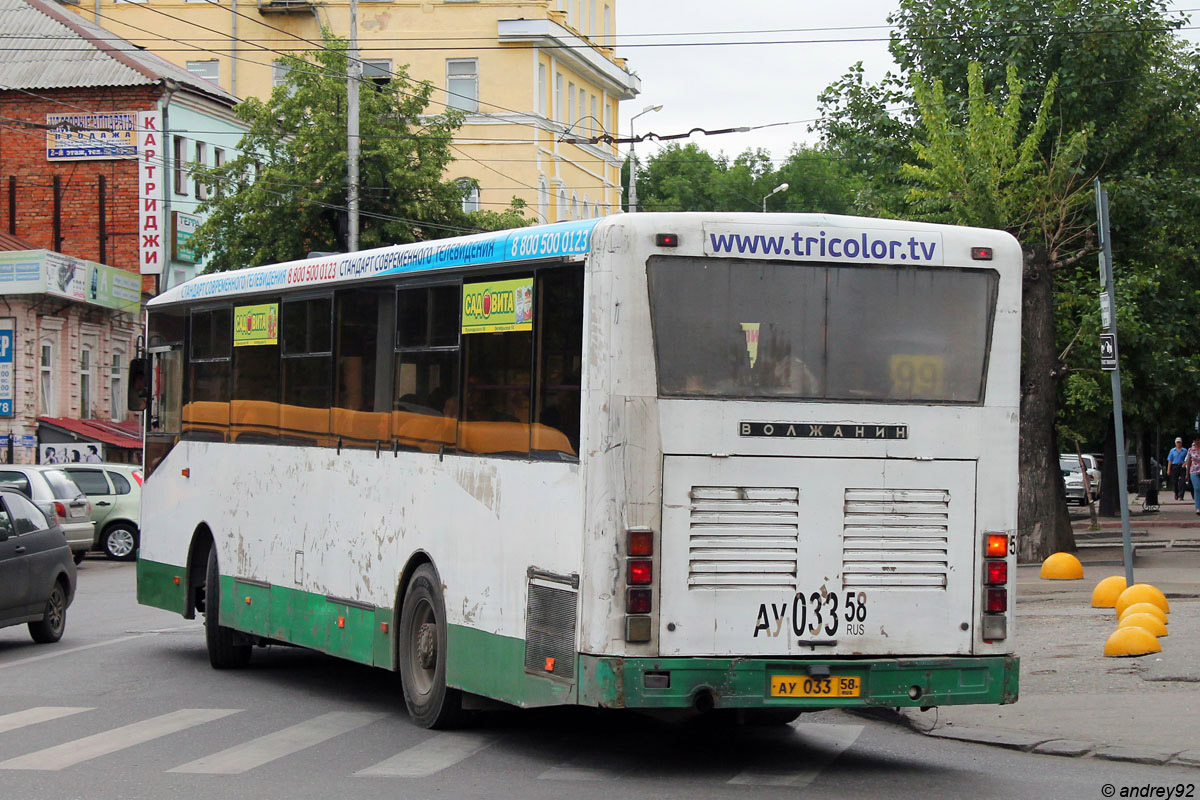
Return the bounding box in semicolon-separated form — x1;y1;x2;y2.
817;0;1200;558
193;35;529;271
903;63;1092;561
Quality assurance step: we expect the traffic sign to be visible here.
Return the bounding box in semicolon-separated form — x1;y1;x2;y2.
1100;333;1118;370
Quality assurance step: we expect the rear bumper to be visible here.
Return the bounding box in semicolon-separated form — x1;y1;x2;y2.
61;521;96;551
578;654;1018;710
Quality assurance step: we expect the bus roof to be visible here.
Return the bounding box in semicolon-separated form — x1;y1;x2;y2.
148;218;603;308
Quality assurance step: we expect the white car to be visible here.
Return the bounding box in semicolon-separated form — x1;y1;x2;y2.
0;466;93;563
1060;453;1100;498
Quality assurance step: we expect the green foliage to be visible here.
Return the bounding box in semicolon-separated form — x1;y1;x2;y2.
192;34;529;271
631;143;854;214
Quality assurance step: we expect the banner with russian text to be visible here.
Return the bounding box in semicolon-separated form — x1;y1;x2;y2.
137;110;164;275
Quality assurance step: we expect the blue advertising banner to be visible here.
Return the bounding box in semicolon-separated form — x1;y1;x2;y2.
0;323;13;418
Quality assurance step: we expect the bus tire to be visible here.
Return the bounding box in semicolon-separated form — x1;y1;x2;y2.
398;564;462;729
205;549;252;670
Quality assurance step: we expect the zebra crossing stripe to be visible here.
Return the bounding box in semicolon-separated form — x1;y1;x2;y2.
356;732;496;777
168;711;386;775
0;707;92;735
0;708;240;771
727;722;864;787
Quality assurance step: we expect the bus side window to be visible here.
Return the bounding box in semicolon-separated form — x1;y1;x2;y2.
231;300;280;443
394;284;459;453
187;307;231;441
533;267;583;459
281;296;333;446
459;276;533;456
334;289;394;448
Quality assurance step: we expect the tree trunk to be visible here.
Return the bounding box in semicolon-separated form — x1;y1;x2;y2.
1017;245;1076;563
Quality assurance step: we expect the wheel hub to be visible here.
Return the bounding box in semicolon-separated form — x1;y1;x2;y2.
416;622;437;670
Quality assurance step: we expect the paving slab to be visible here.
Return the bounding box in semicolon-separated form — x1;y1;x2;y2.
924;726;1048;751
1032;739;1095;757
1093;745;1179;765
1172;751;1200;768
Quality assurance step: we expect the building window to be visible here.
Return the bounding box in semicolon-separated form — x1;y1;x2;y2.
604;100;612;135
458;179;480;213
589;0;595;36
603;4;611;45
556;186;567;221
579;88;586;132
538;175;549;223
186;60;219;83
110;351;124;422
537;63;547;116
570;192;578;220
214;148;225;199
567;81;575;126
194;140;208;201
173;136;187;196
362;59;392;87
555;72;563;122
272;60;291;87
80;344;95;419
39;338;55;416
446;59;479;112
590;95;597;137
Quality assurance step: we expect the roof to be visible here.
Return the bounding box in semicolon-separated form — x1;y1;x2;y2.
0;230;37;251
37;416;142;450
0;0;238;105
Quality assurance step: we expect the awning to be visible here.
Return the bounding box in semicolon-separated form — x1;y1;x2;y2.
36;416;142;449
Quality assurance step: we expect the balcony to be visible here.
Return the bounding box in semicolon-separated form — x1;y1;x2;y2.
257;0;313;14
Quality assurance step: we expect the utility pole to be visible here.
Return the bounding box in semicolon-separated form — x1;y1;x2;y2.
1096;178;1133;586
626;104;661;213
346;0;360;252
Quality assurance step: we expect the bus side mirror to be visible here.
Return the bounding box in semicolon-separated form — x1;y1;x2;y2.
128;357;149;412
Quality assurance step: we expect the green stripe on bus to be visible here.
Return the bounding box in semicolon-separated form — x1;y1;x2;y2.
136;558;189;616
446;625;576;708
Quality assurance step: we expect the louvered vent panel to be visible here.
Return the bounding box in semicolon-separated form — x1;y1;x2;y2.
842;488;950;590
687;486;799;590
524;583;577;678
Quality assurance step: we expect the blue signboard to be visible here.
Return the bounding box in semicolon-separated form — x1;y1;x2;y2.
0;329;13;418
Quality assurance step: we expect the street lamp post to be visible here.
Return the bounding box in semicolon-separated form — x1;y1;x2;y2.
762;182;789;213
627;103;663;213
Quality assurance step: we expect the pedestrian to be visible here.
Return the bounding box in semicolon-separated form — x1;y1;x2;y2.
1185;435;1200;514
1168;437;1188;500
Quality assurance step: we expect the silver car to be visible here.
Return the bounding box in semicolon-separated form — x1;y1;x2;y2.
0;467;93;563
1061;458;1090;505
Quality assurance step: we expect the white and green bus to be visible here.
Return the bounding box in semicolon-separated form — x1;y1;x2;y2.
134;213;1020;728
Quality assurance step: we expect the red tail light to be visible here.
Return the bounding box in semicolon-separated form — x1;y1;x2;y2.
985;561;1008;585
626;588;652;614
627;560;652;585
53;501;66;519
628;528;653;557
985;588;1008;613
985;534;1008;558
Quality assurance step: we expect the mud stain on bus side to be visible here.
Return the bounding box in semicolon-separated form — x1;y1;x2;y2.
453;462;500;516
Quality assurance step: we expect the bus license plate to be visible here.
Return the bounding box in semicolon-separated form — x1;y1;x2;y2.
769;675;861;698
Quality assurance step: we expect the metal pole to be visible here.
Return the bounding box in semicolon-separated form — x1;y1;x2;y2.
628;128;638;213
346;0;360;252
1096;178;1133;585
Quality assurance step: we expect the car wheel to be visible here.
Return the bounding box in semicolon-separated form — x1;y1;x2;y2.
28;582;67;644
101;523;138;561
398;564;462;729
72;551;85;565
204;549;252;669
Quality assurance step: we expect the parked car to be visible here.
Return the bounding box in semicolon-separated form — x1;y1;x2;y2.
60;464;142;561
1061;458;1090;505
1060;453;1101;497
0;487;76;643
0;466;93;564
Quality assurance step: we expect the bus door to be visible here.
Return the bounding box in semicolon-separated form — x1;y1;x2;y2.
658;455;977;657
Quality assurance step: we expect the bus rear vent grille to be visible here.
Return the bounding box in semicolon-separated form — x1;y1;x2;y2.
524;582;577;679
842;488;950;590
687;486;800;590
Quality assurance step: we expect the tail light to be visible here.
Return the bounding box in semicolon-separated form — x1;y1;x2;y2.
624;527;655;642
981;533;1009;640
53;501;66;519
985;588;1008;613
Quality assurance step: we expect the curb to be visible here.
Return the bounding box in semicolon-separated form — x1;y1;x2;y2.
846;707;1198;769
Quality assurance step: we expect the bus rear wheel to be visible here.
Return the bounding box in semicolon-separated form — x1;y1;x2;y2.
398;564;462;729
204;549;252;670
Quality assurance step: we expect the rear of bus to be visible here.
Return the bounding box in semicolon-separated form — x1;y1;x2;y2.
575;213;1019;713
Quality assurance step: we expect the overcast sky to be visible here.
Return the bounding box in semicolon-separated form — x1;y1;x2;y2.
617;1;1200;163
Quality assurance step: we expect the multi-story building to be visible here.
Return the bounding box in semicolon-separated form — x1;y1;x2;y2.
62;0;639;223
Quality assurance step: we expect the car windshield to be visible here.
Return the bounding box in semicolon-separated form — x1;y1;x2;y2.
41;469;84;499
1059;458;1082;474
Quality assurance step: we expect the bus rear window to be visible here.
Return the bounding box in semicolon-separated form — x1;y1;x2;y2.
647;256;997;404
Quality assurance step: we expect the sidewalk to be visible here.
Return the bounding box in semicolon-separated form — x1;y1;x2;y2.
1072;494;1200;530
884;542;1200;767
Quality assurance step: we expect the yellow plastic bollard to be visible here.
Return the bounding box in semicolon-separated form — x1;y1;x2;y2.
1115;584;1170;617
1103;626;1162;657
1040;552;1084;580
1090;575;1127;607
1119;602;1168;625
1117;613;1169;638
